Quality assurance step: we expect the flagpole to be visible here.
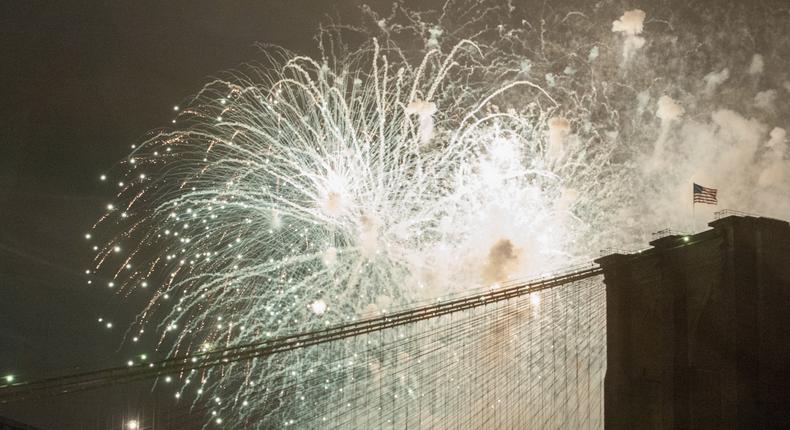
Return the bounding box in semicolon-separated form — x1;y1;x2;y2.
692;201;696;233
692;182;697;233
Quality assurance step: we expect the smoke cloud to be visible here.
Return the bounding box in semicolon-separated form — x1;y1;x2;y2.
653;95;684;159
748;54;764;76
612;9;646;35
703;68;730;96
547;117;571;160
754;89;777;112
612;9;647;63
481;238;522;284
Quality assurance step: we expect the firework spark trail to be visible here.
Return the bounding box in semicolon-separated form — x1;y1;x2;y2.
90;37;591;423
85;0;790;426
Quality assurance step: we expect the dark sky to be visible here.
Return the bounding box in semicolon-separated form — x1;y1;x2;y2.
0;1;401;428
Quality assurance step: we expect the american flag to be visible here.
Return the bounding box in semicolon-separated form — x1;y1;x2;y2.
693;183;718;205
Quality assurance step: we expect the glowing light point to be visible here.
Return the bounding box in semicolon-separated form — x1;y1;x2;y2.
310;300;327;316
4;375;14;383
126;420;139;430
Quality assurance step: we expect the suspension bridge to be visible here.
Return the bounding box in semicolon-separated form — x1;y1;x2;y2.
3;214;788;429
1;263;609;428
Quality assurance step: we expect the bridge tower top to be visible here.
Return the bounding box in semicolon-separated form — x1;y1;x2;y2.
597;214;790;429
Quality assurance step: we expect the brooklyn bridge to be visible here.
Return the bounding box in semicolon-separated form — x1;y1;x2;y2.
2;214;789;429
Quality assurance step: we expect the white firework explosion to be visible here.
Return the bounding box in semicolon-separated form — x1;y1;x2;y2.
90;38;604;423
86;0;790;426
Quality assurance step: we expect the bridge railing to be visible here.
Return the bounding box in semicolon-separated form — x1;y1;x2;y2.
714;209;760;219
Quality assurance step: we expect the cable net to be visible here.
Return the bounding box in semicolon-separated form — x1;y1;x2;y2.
234;276;606;429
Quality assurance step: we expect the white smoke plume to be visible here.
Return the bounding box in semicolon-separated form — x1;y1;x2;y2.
749;54;764;76
612;9;647;63
612;9;646;35
703;68;730;96
656;95;685;122
653;95;684;159
405;99;438;144
754;89;777;112
547;116;571;160
766;127;787;150
643;108;790;230
759;128;789;188
623;36;646;61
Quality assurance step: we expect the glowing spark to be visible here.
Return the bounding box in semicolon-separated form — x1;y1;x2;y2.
310;300;327;316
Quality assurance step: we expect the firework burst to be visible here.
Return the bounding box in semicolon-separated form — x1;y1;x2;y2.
86;0;790;426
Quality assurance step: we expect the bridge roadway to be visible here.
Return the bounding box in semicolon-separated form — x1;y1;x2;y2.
0;264;603;403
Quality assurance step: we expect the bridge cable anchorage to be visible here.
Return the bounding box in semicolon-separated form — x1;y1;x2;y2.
0;264;603;403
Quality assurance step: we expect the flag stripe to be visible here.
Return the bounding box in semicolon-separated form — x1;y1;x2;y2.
693;183;718;205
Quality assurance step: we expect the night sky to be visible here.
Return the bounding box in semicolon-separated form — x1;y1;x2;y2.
4;0;788;428
0;1;395;427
